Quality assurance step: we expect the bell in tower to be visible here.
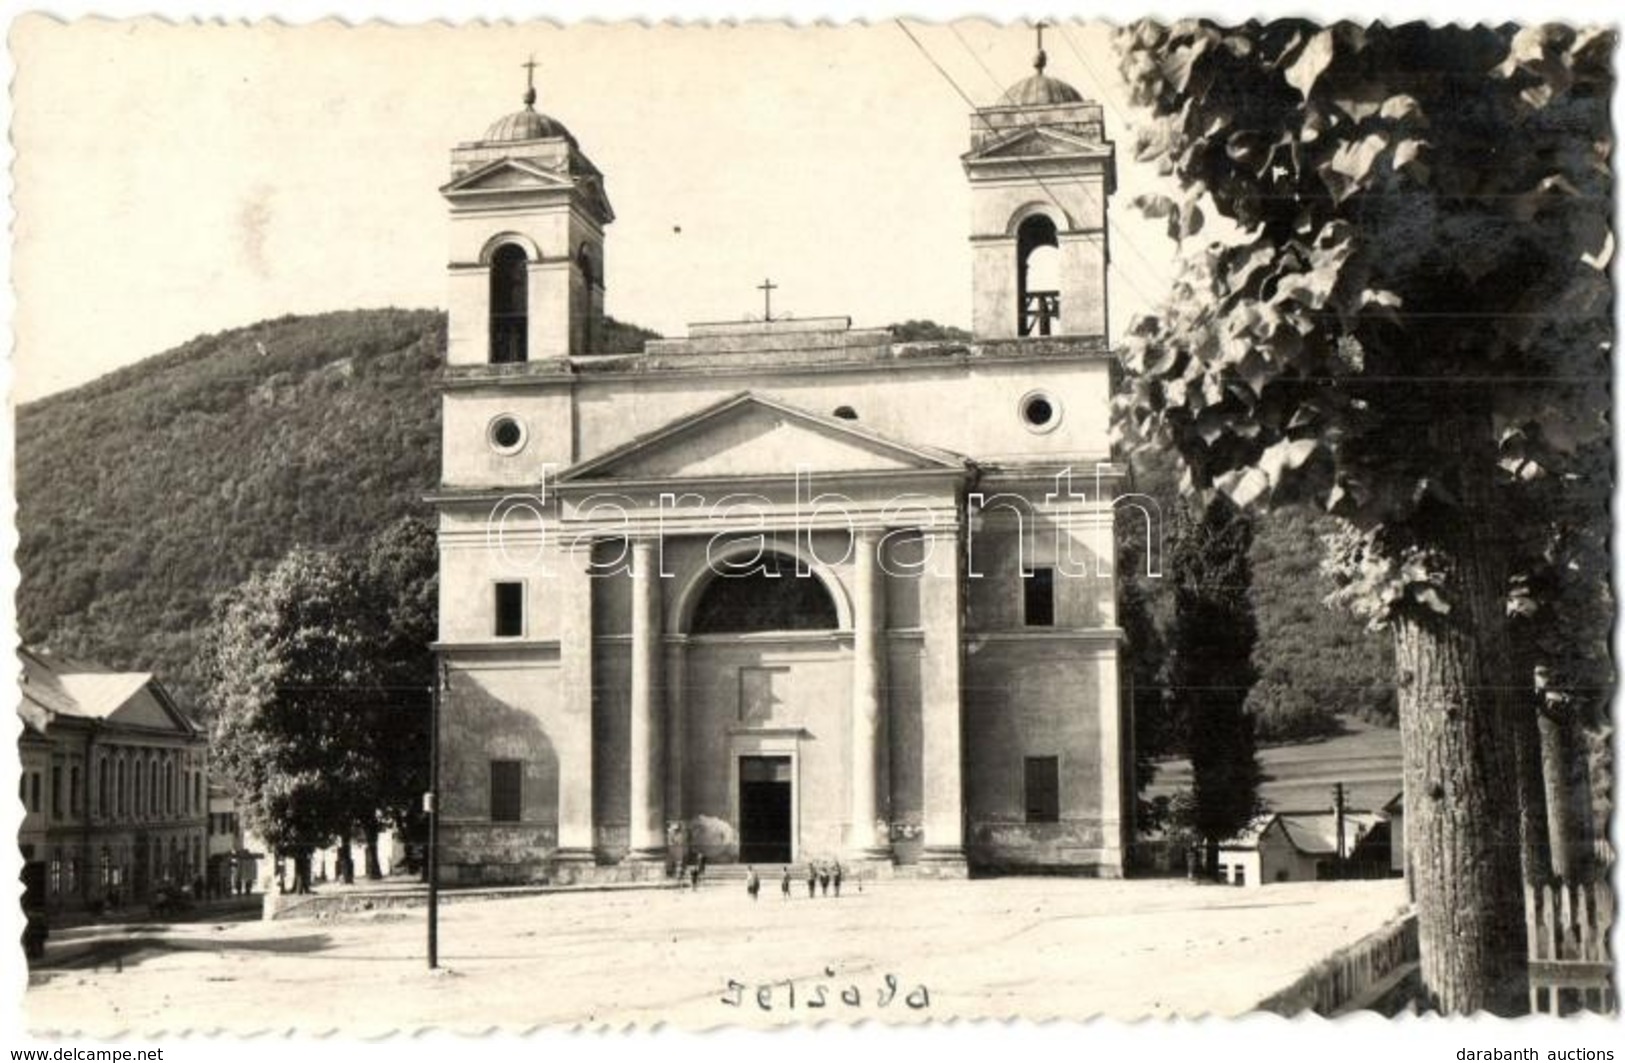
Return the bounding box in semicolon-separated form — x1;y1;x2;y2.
961;26;1116;342
440;57;614;366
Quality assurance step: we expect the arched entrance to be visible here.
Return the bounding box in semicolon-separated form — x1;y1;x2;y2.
678;549;846;865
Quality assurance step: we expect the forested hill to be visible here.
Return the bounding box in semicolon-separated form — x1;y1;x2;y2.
14;308;661;714
17;309;446;710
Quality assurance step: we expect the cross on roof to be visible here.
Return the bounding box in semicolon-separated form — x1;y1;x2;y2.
757;277;778;322
1034;20;1049;73
522;54;539;106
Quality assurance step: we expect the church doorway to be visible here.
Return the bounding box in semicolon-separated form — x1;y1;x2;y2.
738;756;793;864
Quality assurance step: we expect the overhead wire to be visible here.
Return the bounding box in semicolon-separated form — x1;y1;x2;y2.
941;19;1174;308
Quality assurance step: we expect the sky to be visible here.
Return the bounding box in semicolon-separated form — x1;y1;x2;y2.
9;16;1185;401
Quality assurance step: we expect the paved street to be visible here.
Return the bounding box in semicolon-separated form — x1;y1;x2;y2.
26;877;1407;1033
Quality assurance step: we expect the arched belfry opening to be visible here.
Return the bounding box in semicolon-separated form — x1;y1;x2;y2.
576;243;597;354
489;243;530;364
1016;214;1061;337
688;552;840;635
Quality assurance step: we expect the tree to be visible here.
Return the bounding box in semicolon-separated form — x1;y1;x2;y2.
1113;21;1611;1013
1503;435;1612;880
1165;495;1263;877
205;548;371;893
887;320;973;343
354;515;438;878
204;520;437;889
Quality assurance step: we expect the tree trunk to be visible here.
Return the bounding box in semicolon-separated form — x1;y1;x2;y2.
364;824;383;880
292;851;312;895
1537;705;1594;882
1512;694;1554;886
337;828;355;885
1390;407;1530;1015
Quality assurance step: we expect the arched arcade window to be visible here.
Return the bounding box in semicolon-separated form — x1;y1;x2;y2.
689;552;840;635
489;243;529;364
1017;214;1061;337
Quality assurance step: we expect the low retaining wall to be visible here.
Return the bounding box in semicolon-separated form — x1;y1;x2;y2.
1256;910;1420;1016
263;879;678;921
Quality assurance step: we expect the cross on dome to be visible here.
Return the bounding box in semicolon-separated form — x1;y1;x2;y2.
522;54;539;108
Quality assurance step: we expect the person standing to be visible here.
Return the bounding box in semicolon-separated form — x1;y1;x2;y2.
696;852;707;887
806;862;818;898
819;864;831;897
781;866;792;901
833;861;844;898
745;866;760;902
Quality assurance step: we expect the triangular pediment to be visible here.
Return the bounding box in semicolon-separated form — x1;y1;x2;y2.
440;157;576;196
560;393;968;483
53;671;198;734
965;126;1110;162
109;685;195;732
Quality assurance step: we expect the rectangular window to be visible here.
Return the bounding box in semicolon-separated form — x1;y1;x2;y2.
51;766;62;820
1234;866;1247;887
30;773;41;814
70;766;80;816
490;760;523;823
1023;567;1055;627
1024;755;1060;823
494;582;525;638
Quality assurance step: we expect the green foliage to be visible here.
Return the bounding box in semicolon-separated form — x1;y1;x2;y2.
15;309;444;715
1121;441;1393;772
1166;495;1263;855
203;517;437;858
1114;20;1612;626
203;548;376;857
887;320;973;343
1248;508;1395;740
356;515;437;834
597;315;663;354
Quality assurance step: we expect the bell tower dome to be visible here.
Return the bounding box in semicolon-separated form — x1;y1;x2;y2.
961;26;1115;341
440;59;614;365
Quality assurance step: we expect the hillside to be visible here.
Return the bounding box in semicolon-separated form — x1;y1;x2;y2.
16;309;447;711
1148;715;1402;815
15;309;669;712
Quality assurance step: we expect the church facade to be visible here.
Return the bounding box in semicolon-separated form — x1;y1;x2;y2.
430;49;1132;882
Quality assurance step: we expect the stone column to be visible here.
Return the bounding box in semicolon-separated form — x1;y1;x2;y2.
1095;640;1126;876
555;539;597;871
846;527;890;858
920;525;968;872
664;640;687;859
627;538;665;861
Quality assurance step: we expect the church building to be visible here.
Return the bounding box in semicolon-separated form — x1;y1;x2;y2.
430;42;1131;882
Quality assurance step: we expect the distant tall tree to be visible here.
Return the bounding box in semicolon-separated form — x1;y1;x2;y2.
1114;21;1609;1012
1119;445;1179;835
1166;496;1263;876
354;515;438;879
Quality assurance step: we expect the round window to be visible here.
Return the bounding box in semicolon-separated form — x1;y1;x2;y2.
1019;390;1062;433
487;415;527;455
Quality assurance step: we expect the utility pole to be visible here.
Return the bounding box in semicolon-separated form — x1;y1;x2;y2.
1332;781;1347;879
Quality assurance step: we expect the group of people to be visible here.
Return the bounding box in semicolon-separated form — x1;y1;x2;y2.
743;860;846;901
